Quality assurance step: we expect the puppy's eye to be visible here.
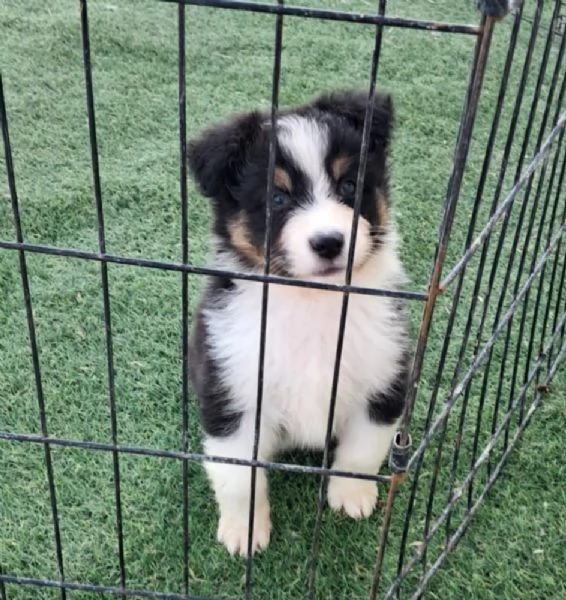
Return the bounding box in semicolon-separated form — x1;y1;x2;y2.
338;179;356;197
272;190;289;208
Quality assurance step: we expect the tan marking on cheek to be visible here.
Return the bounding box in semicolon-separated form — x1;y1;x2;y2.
228;213;264;267
274;167;292;193
331;156;351;181
377;188;389;227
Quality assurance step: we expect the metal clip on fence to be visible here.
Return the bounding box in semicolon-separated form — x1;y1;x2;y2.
388;431;412;474
476;0;519;19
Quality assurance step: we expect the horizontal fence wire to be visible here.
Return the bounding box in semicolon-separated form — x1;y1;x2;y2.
159;0;481;33
0;431;392;483
2;1;566;599
0;574;227;600
0;240;427;300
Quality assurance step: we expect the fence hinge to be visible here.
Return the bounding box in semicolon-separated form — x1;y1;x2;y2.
476;0;522;19
389;431;412;474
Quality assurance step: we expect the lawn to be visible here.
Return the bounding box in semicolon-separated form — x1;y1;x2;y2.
1;1;565;599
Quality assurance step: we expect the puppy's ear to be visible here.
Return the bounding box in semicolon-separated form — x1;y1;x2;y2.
187;112;264;198
313;90;394;150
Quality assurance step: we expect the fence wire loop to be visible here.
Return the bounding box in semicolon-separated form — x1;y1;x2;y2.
476;0;517;19
389;431;413;474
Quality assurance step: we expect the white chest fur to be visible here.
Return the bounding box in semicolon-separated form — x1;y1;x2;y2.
204;248;407;448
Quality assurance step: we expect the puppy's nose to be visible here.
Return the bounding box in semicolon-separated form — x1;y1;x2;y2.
309;232;344;260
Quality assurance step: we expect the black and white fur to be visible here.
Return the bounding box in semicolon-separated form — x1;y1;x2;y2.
188;90;410;556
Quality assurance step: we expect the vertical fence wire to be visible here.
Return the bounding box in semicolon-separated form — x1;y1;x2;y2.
537;109;566;363
442;5;526;543
416;11;498;582
423;0;544;515
306;1;388;596
552;200;566;357
451;0;545;486
527;108;566;371
497;0;565;442
177;0;191;595
243;3;284;596
394;11;494;590
541;146;566;369
410;304;566;599
484;110;566;482
79;0;127;593
368;466;401;600
0;75;67;600
0;567;6;600
468;0;560;499
384;228;566;598
420;8;526;573
397;5;493;447
444;0;566;542
513;79;566;430
513;57;566;428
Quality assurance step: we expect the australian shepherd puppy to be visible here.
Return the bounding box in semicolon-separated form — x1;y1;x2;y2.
187;90;410;556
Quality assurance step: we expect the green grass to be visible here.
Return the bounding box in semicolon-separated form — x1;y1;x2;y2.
1;1;565;599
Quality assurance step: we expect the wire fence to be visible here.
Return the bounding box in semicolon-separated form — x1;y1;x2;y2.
1;0;565;598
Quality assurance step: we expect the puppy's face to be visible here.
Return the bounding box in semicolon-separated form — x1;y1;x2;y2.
188;90;393;279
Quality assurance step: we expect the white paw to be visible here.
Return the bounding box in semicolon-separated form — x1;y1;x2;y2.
327;476;378;519
217;507;271;556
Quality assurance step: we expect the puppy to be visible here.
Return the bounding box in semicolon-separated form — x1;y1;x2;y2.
187;90;410;556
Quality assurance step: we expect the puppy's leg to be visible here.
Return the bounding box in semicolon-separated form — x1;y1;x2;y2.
205;412;277;556
328;408;398;519
329;361;408;518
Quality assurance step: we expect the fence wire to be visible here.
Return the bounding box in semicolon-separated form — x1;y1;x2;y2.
1;0;565;599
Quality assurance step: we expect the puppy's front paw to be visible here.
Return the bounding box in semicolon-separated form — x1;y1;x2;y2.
217;506;271;556
327;477;378;519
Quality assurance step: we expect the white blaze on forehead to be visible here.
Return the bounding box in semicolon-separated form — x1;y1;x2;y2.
276;115;374;277
276;115;331;196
